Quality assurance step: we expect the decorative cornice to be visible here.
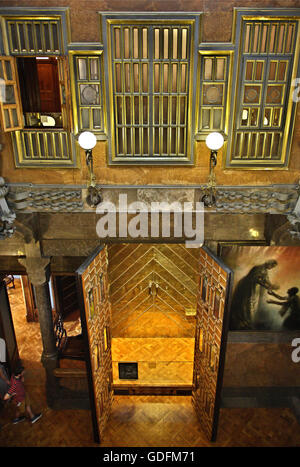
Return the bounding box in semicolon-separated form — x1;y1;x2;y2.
5;183;300;217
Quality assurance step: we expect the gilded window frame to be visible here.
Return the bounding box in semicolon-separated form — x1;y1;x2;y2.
100;12;201;166
225;8;300;169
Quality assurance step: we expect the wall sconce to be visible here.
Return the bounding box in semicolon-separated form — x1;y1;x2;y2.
78;131;102;207
201;132;224;207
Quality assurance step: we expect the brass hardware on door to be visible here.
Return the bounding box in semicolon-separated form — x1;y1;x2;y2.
149;281;159;297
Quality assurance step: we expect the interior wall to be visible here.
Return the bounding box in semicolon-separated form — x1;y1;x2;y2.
112;337;194;386
1;0;300;186
108;243;197;385
223;342;299;387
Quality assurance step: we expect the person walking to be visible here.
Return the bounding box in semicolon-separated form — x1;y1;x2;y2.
3;363;42;424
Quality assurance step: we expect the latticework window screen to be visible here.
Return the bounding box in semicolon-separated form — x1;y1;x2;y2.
110;22;192;159
232;19;298;165
73;54;104;133
6;18;62;54
198;55;229;133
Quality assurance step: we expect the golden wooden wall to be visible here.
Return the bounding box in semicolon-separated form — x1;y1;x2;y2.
108;243;198;338
192;248;230;440
112;337;194;386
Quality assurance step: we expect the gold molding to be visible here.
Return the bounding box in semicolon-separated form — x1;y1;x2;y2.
227;15;300;169
106;18;196;163
69;50;106;136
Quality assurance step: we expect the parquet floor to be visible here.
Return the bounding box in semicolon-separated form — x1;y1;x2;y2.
1;280;300;447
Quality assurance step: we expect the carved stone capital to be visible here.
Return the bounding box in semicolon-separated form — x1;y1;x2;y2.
18;256;51;285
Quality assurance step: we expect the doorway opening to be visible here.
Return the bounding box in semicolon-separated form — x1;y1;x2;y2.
78;243;233;443
17;56;62;128
1;274;46;375
0;273;83;377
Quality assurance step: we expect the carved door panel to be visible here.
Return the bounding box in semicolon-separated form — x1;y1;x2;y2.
77;245;113;443
192;247;233;442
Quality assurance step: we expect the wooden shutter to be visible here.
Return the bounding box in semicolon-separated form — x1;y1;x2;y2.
192;246;233;441
0;56;23;132
76;245;113;443
57;56;73;131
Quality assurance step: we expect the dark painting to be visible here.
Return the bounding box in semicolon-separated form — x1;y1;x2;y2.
118;362;138;380
221;246;300;331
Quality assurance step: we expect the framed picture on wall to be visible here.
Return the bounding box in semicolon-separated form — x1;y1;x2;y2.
219;243;300;332
88;288;95;320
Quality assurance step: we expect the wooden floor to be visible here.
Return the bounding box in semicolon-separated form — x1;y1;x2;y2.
1;280;300;447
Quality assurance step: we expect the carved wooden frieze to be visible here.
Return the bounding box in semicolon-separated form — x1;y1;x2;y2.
4;184;299;223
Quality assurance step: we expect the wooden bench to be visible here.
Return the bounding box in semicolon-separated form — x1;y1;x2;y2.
53;367;87;378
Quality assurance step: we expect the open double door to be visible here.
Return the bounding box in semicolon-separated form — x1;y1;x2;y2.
76;245;232;444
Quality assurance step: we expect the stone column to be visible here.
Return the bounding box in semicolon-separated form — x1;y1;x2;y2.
18;244;59;406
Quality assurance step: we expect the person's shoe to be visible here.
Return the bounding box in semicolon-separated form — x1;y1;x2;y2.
31;413;42;424
13;416;26;424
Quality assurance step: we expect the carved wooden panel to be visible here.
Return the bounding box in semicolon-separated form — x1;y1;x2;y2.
192;247;232;441
77;245;113;443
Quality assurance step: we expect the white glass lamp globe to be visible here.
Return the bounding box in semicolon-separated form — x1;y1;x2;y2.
78;131;97;150
205;132;224;151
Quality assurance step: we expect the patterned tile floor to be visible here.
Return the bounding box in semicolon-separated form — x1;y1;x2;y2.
1;280;300;447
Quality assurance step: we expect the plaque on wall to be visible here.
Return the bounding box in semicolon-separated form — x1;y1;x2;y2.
118;362;138;380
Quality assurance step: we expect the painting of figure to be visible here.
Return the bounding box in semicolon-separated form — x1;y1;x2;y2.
220;245;300;331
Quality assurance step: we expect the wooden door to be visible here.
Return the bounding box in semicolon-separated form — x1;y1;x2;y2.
0;279;19;375
20;275;38;322
76;245;113;443
36;57;61;113
192;247;233;442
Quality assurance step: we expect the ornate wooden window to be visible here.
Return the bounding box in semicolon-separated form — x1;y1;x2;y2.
70;52;105;135
0;7;76;168
101;13;200;165
227;13;300;168
197;53;231;136
8;54;76;168
4;18;63;55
